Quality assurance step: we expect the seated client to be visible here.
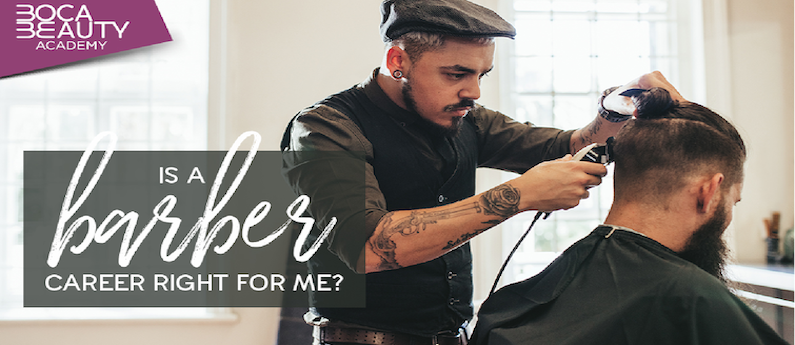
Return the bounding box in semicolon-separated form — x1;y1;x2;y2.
470;88;788;345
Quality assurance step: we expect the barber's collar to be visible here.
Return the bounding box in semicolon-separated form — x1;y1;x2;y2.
362;68;423;126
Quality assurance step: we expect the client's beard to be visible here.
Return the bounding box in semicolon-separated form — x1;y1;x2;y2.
678;204;730;284
401;76;467;137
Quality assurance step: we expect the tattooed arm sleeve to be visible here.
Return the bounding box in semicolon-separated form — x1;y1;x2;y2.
366;184;521;272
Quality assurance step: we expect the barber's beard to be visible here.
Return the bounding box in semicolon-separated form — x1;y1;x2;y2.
678;204;730;284
401;75;465;137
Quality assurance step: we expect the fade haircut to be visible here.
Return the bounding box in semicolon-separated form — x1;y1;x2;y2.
388;31;494;62
612;88;746;204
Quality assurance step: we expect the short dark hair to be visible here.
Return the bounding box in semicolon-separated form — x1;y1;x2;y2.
612;88;746;202
389;32;494;62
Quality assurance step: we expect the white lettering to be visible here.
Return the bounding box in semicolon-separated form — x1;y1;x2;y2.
76;20;92;39
94;21;113;39
48;132;117;268
47;132;335;270
190;132;260;268
288;195;337;262
113;21;130;39
35;4;56;22
16;4;35;21
293;274;315;291
36;21;55;39
45;274;62;291
57;21;75;39
57;4;75;22
154;274;168;291
75;4;92;21
187;167;204;184
16;21;35;39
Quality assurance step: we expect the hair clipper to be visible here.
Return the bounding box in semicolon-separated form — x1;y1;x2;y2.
572;137;615;164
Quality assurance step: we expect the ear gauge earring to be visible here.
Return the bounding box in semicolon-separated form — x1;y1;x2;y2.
392;70;403;79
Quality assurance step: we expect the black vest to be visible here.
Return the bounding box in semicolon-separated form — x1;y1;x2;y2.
286;85;479;336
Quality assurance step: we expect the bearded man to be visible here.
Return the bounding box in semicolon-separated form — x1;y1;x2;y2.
470;88;788;345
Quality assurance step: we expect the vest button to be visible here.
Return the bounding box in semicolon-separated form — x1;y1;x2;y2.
438;195;446;203
447;271;457;280
449;298;459;305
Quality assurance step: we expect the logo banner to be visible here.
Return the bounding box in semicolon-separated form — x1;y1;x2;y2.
2;1;171;77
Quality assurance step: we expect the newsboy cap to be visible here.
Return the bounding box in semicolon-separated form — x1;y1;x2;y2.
380;0;516;42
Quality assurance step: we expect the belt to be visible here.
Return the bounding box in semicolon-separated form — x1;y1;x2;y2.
315;325;466;345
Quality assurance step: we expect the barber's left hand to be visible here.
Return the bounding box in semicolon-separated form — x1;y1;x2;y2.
603;71;685;116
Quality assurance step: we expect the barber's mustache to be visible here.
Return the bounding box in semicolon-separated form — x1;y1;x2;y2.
444;99;475;112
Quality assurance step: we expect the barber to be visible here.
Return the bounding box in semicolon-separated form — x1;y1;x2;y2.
281;0;680;344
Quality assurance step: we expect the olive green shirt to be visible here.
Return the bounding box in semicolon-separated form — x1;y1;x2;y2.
283;69;573;267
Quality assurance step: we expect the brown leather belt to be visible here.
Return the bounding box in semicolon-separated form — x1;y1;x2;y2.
315;325;465;345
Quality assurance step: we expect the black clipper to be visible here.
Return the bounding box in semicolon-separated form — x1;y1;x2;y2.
576;137;615;164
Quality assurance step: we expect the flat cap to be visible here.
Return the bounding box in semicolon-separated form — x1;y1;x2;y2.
380;0;516;42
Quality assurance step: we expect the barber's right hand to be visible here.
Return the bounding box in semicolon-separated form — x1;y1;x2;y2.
512;155;607;212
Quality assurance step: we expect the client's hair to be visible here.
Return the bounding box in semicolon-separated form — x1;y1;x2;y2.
612;88;746;203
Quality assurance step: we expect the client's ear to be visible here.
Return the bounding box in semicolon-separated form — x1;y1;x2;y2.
695;173;724;214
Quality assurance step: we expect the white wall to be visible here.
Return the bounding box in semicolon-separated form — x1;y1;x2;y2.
703;0;794;263
0;0;790;344
210;0;384;150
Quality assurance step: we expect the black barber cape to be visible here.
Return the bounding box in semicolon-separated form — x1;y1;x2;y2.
471;226;788;345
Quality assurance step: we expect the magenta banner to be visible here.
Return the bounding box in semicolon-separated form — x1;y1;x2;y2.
1;1;171;77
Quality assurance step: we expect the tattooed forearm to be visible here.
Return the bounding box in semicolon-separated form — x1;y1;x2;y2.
443;185;520;251
370;212;402;270
577;117;602;147
571;115;607;153
442;219;502;250
370;202;483;269
587;116;602;140
370;184;522;270
480;184;520;218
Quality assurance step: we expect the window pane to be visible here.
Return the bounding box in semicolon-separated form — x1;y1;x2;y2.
594;19;650;57
552;19;591;57
533;221;558;252
0;0;209;319
110;106;151;141
515;95;553;126
47;65;99;97
552;95;594;129
553;219;599;250
99;63;152;99
551;0;595;12
638;0;670;13
515;57;553;92
8;106;45;141
515;14;553;57
46;105;95;141
151;106;195;142
500;0;680;290
552;57;592;93
648;21;674;57
515;0;552;12
596;56;651;89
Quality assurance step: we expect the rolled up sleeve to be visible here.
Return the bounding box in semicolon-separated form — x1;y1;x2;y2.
282;105;388;271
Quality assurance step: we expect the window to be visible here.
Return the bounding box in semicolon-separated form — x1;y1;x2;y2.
0;0;210;319
495;0;702;286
